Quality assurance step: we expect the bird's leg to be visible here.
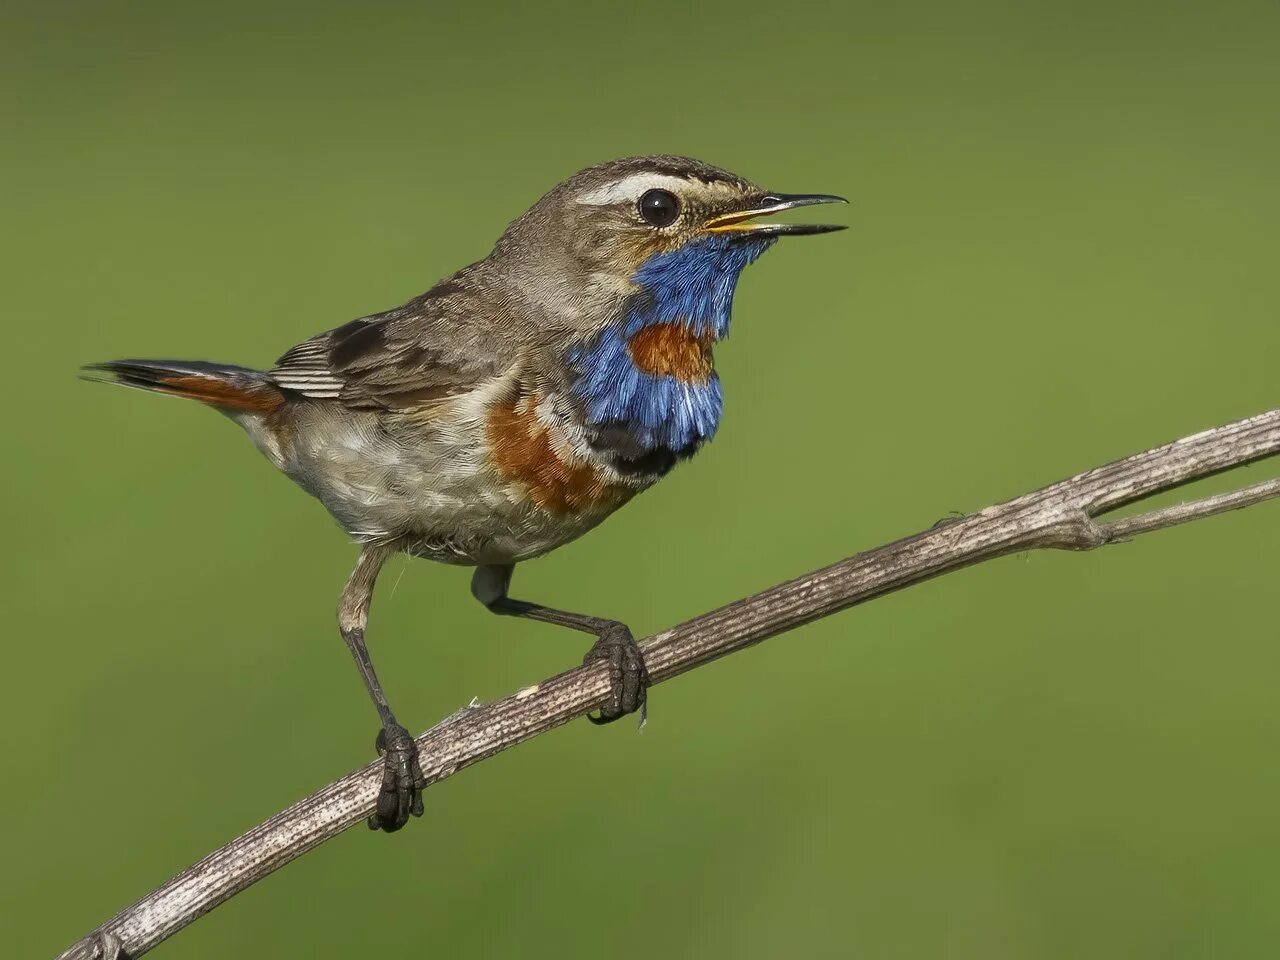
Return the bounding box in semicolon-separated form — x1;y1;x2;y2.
339;546;425;832
471;563;648;725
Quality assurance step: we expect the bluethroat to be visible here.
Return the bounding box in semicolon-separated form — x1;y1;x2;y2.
85;155;846;832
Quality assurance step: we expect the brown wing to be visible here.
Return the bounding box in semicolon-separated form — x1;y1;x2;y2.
270;281;510;411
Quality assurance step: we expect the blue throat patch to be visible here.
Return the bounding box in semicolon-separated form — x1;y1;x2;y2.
569;234;774;455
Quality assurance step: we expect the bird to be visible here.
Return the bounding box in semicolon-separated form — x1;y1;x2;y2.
84;155;846;832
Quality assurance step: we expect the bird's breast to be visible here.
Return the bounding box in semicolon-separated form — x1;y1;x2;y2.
269;381;644;565
561;234;777;461
568;320;724;457
484;389;636;516
625;322;715;380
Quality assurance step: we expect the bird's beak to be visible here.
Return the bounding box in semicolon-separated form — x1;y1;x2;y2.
704;192;848;237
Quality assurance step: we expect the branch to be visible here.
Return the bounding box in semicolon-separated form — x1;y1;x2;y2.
58;407;1280;960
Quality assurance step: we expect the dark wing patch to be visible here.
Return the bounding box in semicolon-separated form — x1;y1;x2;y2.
269;278;509;410
329;318;386;369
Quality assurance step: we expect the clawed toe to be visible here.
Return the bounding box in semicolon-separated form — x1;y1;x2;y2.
368;723;425;832
583;625;649;726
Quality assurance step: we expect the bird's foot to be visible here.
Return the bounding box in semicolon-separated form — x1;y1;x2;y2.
368;722;425;832
583;623;649;727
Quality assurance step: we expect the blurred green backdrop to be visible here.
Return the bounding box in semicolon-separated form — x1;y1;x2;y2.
5;1;1280;957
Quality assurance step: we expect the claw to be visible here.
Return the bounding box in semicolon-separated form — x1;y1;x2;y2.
583;625;649;725
368;723;425;832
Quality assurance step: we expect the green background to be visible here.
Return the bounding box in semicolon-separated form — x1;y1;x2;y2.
5;1;1280;956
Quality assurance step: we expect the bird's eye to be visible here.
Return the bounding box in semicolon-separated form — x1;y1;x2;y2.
638;189;680;227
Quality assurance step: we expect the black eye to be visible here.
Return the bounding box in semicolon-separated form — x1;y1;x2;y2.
638;189;680;227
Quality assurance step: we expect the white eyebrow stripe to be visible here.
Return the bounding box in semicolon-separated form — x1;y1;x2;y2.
576;173;692;206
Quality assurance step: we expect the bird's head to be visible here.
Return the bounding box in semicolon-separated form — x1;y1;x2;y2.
491;155;846;338
485;155;845;462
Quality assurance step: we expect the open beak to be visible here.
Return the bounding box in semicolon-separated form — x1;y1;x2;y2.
704;192;848;237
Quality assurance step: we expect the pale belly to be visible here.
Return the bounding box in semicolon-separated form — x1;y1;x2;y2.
246;393;641;565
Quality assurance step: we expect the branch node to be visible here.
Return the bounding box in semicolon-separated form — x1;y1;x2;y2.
65;930;120;960
1031;510;1112;551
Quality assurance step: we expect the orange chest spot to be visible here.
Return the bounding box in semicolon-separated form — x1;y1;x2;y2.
626;323;714;382
486;397;631;515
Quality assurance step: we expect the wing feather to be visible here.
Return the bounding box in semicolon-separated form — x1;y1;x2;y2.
269;278;510;410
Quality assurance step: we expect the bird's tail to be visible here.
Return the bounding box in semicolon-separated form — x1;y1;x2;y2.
81;359;286;415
